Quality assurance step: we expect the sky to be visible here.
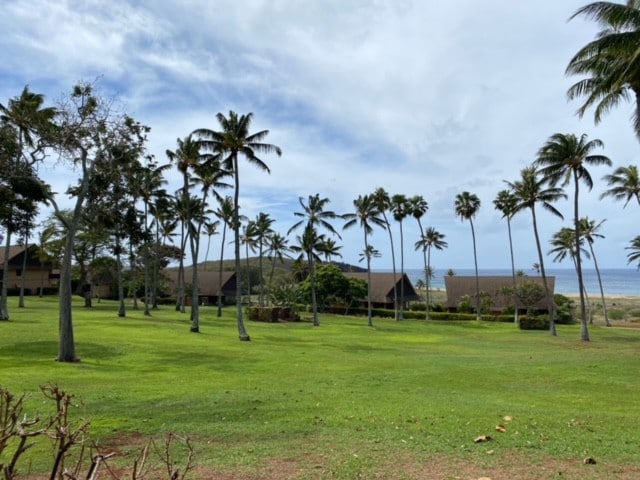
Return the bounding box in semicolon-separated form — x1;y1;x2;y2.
1;0;639;273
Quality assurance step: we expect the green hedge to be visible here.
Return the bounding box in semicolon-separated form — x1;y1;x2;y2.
247;306;300;322
518;315;550;330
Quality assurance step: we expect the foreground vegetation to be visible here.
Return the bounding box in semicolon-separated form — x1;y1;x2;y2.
1;296;639;479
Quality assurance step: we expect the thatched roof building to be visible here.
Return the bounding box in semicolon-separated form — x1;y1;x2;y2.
344;272;420;308
165;269;237;305
444;275;555;312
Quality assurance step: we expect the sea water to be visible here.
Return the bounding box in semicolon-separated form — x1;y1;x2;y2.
397;268;640;296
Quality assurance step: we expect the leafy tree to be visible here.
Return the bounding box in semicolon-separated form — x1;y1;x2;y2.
600;164;640;207
289;194;341;326
566;1;640;138
535;132;611;341
494;189;519;322
454;191;481;320
415;227;447;320
297;264;350;310
343;194;386;327
194;111;282;341
506;166;566;336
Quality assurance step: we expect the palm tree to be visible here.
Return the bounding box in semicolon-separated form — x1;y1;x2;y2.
493;189;519;323
566;1;640;138
358;244;381;327
626;235;640;268
390;194;409;320
240;220;258;305
454;191;481;320
213;196;236;317
252;212;275;307
372;188;399;320
507;166;567;335
343;194;386;327
319;237;342;263
549;227;592;314
600;164;640;207
265;232;291;297
414;227;447;320
579;217;611;326
288;194;340;326
194;112;282;341
203;220;220;270
535;132;611;341
408;195;429;313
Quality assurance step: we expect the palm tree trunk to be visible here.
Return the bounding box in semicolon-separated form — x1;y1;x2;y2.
0;231;12;320
589;243;610;326
308;252;319;326
116;235;126;318
573;173;589;341
382;212;399;320
470;219;480;321
233;154;250;341
531;207;556;336
507;218;519;324
426;247;432;321
364;231;373;327
217;225;227;317
18;236;29;308
398;221;405;321
190;231;200;333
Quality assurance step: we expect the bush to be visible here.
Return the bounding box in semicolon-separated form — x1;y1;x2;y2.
519;315;550;330
608;308;626;320
247;306;300;322
409;303;426;311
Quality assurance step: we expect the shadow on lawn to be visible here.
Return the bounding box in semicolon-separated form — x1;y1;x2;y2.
7;340;121;360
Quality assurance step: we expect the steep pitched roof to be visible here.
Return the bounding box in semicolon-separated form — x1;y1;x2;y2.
444;275;556;310
0;244;38;269
344;272;420;303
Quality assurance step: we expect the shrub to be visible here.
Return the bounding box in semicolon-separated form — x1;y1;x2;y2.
608;308;626;320
409;303;426;311
627;308;640;319
519;315;550;330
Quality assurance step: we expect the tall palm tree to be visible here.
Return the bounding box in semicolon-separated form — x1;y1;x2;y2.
626;235;640;267
454;191;481;320
343;194;386;327
358;244;382;327
194;112;281;341
390;194;409;320
288;194;340;326
549;227;592;311
265;232;291;297
600;164;640;207
493;189;519;323
507;166;567;336
579;217;611;326
566;1;640;138
372;188;399;320
408;195;429;312
213;196;236;317
241;220;258;305
414;227;447;320
252;212;275;307
535;132;611;341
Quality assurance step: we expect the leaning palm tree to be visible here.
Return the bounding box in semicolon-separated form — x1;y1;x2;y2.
566;1;640;139
626;235;640;268
493;189;520;323
194;112;282;341
414;227;447;320
454;191;481;320
288;194;340;326
507;166;567;336
372;188;399;319
579;217;611;326
600;164;640;207
343;194;386;327
535;132;611;341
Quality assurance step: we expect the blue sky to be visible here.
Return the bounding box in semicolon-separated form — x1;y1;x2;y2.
2;0;639;272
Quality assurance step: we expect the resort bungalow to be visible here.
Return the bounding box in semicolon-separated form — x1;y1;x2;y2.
344;272;420;309
165;269;237;306
444;275;556;314
0;244;59;293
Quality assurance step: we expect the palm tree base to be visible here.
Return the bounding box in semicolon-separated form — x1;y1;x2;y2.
239;334;251;341
190;327;200;333
56;356;81;363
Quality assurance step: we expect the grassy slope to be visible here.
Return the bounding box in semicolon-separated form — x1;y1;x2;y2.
1;296;639;478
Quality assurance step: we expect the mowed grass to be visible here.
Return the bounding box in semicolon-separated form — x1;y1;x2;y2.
1;296;640;478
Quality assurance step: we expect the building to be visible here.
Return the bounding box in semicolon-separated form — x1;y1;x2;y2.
444;275;556;313
343;272;420;308
165;269;238;305
0;244;59;293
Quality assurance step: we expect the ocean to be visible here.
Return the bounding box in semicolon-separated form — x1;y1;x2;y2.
390;268;640;296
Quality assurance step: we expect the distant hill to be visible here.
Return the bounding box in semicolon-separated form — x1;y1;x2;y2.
169;257;366;276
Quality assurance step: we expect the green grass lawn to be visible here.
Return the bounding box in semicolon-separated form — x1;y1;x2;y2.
1;296;639;479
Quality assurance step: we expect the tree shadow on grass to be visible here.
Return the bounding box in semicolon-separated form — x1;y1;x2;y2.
6;340;121;361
